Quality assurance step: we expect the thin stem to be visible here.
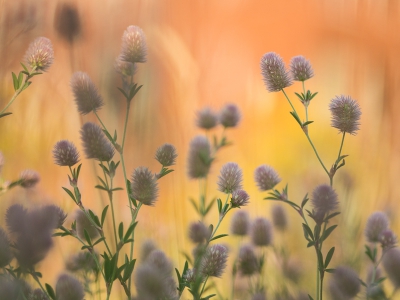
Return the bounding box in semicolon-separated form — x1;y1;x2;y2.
337;132;346;161
30;270;47;297
281;89;298;115
304;133;330;177
199;275;209;299
209;194;231;242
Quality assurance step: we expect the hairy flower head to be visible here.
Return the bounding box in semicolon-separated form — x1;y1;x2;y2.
219;104;241;128
251;217;273;247
272;204;288;231
230;210;250;236
187;135;212;179
329;95;361;135
155;143;177;167
189;221;210;244
24;37;54;72
231;189;250;207
19;169;40;188
311;184;339;219
365;211;389;243
329;266;361;299
131;167;159;206
56;273;85;300
238;244;259;276
290;55;314;81
121;25;147;63
196;107;219;130
383;247;400;288
254;165;281;191
80;122;114;161
217;162;243;194
71;72;104;115
114;55;137;77
201;244;228;278
75;210;99;241
260;52;292;92
0;228;13;268
53;140;80;166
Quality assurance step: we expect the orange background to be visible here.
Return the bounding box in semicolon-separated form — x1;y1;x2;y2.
1;0;400;298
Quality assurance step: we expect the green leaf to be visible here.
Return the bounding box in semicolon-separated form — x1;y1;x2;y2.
290;111;303;127
189;198;199;213
113;130;117;142
62;187;76;203
302;223;314;241
325;268;335;273
324;211;340;222
117;87;129;99
0;112;12;119
20;62;29;72
93;237;105;246
302;120;314;126
200;294;216;300
88;210;100;227
308;295;314;300
320;225;337;243
111;187;124;192
317;249;324;270
45;283;56;300
307;241;315;247
124;222;138;242
101;205;109;226
324;247;335;268
217;198;222;213
76;163;82;179
301;194;309;208
18;72;23;88
122;259;136;281
209;234;228;242
95;185;108;191
83;229;92;246
21;81;31;91
314;224;321;240
118;222;124;240
12;72;19;90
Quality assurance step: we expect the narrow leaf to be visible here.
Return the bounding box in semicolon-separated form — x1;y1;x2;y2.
324;247;335;268
101;205;109;226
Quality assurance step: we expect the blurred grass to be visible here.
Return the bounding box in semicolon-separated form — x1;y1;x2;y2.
0;0;399;298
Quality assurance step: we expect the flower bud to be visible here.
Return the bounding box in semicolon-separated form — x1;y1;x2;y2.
53;140;80;167
217;162;243;194
219;104;240;128
19;169;40;188
56;273;85;300
238;244;259;276
71;72;104;115
80;122;114;161
365;212;389;243
201;244;228;278
329;95;361;135
0;228;13;268
251;217;273;247
121;25;147;63
254;165;280;191
290;55;314;82
75;210;99;241
231;189;250;207
272;204;288;231
230;210;250;236
188;221;210;244
196;107;218;130
382;247;400;288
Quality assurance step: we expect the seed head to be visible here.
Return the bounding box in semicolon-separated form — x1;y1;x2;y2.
201;244;228;278
53;140;80;166
114;55;137;77
311;184;339;218
121;25;147;63
0;228;13;268
71;72;104;115
75;210;99;241
19;169;40;188
231;189;250;207
187;135;212;179
217;162;243;194
80;122;114;161
272;204;288;231
329;266;361;298
196;107;219;130
56;273;85;300
383;247;400;288
379;229;397;251
155;143;177;167
230;210;250;236
219;104;241;128
251;217;273;247
131;167;159;206
290;55;314;82
365;212;389;243
24;37;54;72
54;3;81;43
329;95;361;135
189;221;210;244
254;165;281;191
260;52;292;92
238;244;259;276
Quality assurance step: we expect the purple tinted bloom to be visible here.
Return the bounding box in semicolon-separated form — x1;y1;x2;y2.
251;217;273;247
330;266;361;299
189;222;210;244
121;25;147;63
230;210;250;236
365;212;389;243
201;244;228;278
260;52;292;92
379;229;397;251
383;247;400;288
272;204;288;231
19;169;40;188
231;189;250;207
56;273;85;300
217;162;243;194
53;140;80;166
329;95;362;135
187;135;212;179
24;37;54;72
80;122;114;161
131;167;159;206
254;165;281;191
238;244;259;276
0;228;13;268
219;104;241;128
155;143;177;167
75;210;99;241
290;55;314;81
196;107;219;130
114;55;137;77
55;3;81;43
311;184;339;217
71;72;104;115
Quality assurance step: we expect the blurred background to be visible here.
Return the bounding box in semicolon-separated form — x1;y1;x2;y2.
0;0;399;298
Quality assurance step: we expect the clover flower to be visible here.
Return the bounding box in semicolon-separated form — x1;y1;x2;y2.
24;37;54;72
19;169;40;188
365;211;389;243
379;229;397;251
196;107;219;130
155;143;177;167
80;122;114;161
254;165;281;191
54;3;81;43
217;162;243;194
201;244;228;278
71;72;104;115
219;104;241;128
329;266;361;299
383;247;400;288
114;55;137;77
271;204;288;231
311;184;339;219
0;228;13;268
121;25;147;64
131;167;159;206
231;189;250;207
230;210;250;236
251;217;273;247
66;251;98;273
260;52;292;92
238;244;259;276
329;95;362;135
53;140;80;166
187;135;212;179
290;55;314;82
56;273;85;300
189;221;210;244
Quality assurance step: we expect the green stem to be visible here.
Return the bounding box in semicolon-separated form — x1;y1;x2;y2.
30;270;48;298
337;132;346;161
199;275;209;299
304;133;330;178
281;89;298;116
209;194;231;243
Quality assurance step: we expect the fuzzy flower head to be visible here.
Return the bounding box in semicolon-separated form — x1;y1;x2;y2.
53;140;80;166
365;211;389;243
55;3;81;43
189;221;210;244
260;52;292;92
114;55;137;77
24;37;54;72
80;122;114;161
56;273;85;300
121;25;147;64
311;184;339;220
131;167;159;206
254;165;281;191
272;204;288;231
196;107;219;130
238;244;259;276
230;210;250;236
251;217;273;247
71;72;104;115
187;135;213;179
219;104;241;128
383;247;400;288
329;266;361;299
201;244;228;278
231;189;250;207
19;169;40;188
75;210;99;241
155;143;177;167
379;229;397;251
290;55;314;81
329;95;361;135
0;228;13;268
217;162;243;194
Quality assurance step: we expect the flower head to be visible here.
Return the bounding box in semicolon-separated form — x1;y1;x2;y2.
365;211;389;243
329;95;361;135
238;244;259;276
53;140;80;166
260;52;292;92
24;37;54;72
290;55;314;81
75;210;99;241
272;204;288;231
383;247;400;288
201;244;228;277
196;107;219;130
114;55;137;77
0;228;13;268
56;273;85;300
329;266;361;299
311;184;339;219
155;143;177;167
131;167;159;206
121;25;147;63
251;217;273;247
80;122;114;161
219;104;241;128
71;72;104;115
231;189;250;207
187;136;213;179
55;3;81;43
217;162;243;194
19;169;40;188
379;229;397;251
230;210;250;236
254;165;281;191
189;222;210;244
